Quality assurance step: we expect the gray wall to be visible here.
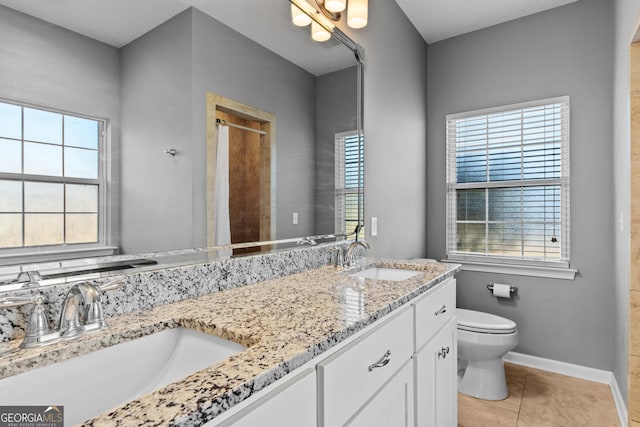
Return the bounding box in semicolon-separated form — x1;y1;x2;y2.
0;5;121;249
315;66;358;235
120;9;194;254
346;0;429;258
427;0;616;371
120;8;318;253
613;0;640;404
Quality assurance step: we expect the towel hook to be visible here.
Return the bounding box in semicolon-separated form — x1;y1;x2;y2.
164;148;177;156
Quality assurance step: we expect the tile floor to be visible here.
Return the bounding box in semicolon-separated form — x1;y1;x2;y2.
458;363;620;427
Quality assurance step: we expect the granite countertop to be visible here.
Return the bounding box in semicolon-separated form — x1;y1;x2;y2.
0;259;459;426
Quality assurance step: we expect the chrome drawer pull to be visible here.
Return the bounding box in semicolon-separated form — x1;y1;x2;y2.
438;346;450;359
368;350;392;372
434;305;447;316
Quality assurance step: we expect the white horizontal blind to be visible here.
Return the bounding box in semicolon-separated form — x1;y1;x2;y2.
335;131;364;238
446;97;570;267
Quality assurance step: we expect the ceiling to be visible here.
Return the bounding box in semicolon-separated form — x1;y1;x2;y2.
395;0;580;43
0;0;581;74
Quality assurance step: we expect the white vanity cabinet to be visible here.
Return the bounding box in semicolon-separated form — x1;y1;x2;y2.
413;278;457;427
212;368;316;427
211;276;458;427
317;306;414;427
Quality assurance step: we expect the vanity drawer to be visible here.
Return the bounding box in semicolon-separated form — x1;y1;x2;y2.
414;278;456;351
317;306;413;427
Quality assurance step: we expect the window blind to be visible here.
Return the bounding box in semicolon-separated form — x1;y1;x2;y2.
335;132;364;238
446;97;570;267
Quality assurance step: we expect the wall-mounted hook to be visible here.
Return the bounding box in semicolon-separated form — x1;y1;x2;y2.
164;148;177;156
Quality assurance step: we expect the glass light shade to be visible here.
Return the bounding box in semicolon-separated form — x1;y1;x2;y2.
311;21;331;42
324;0;346;12
291;4;312;26
347;0;368;29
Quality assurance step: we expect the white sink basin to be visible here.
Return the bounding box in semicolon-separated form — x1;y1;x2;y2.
0;328;246;425
350;267;421;281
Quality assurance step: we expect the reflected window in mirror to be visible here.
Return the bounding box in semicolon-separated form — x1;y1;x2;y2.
335;131;364;239
0;100;105;252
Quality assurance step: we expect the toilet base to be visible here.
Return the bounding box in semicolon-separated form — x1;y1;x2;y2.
458;358;508;400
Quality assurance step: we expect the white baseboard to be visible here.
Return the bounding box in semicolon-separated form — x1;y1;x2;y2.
504;351;628;427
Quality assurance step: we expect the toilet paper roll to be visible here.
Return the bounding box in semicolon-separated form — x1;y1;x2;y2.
492;283;512;298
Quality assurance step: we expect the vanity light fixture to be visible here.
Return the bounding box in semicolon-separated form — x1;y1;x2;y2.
324;0;346;13
291;3;312;26
346;0;368;29
290;0;368;42
311;21;332;42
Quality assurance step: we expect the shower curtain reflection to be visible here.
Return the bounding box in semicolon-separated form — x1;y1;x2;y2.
214;124;231;250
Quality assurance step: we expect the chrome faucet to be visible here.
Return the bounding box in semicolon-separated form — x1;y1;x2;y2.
0;279;124;349
58;282;108;338
297;236;317;246
344;240;371;266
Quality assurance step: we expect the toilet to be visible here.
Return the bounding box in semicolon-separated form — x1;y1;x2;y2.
457;308;518;400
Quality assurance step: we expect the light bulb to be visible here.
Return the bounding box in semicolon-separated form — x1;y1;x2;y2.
311;21;331;42
291;3;312;27
324;0;346;13
347;0;368;29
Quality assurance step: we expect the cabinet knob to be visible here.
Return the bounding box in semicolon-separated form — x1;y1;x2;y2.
438;346;450;359
434;305;447;316
368;350;392;372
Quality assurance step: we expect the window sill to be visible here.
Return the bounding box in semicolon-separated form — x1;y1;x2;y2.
0;245;118;267
443;258;578;280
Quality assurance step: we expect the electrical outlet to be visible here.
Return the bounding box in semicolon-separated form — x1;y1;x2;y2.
293;212;299;225
371;217;378;236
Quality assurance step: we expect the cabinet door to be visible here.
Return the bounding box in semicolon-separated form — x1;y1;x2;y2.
318;307;413;427
414;320;457;427
213;368;316;427
347;360;414;427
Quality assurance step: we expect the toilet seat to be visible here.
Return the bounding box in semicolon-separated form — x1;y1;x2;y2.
457;308;517;334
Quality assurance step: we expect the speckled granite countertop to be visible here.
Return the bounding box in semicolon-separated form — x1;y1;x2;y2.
0;259;459;426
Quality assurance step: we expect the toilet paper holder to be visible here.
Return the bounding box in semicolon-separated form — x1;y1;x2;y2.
487;283;518;294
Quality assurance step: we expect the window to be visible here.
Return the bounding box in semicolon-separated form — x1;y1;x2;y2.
335;131;364;239
446;97;570;270
0;100;105;253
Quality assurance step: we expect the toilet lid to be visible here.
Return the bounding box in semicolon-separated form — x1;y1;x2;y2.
457;308;517;334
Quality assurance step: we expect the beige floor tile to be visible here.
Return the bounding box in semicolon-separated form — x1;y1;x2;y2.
504;362;530;380
517;373;618;427
457;393;518;427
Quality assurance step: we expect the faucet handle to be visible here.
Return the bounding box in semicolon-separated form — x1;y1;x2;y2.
15;270;42;288
97;279;125;292
0;293;54;348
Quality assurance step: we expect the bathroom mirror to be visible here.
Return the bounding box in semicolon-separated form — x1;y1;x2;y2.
0;0;364;280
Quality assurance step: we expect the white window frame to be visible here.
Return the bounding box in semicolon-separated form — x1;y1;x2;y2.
445;96;577;279
335;130;364;239
0;99;115;265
